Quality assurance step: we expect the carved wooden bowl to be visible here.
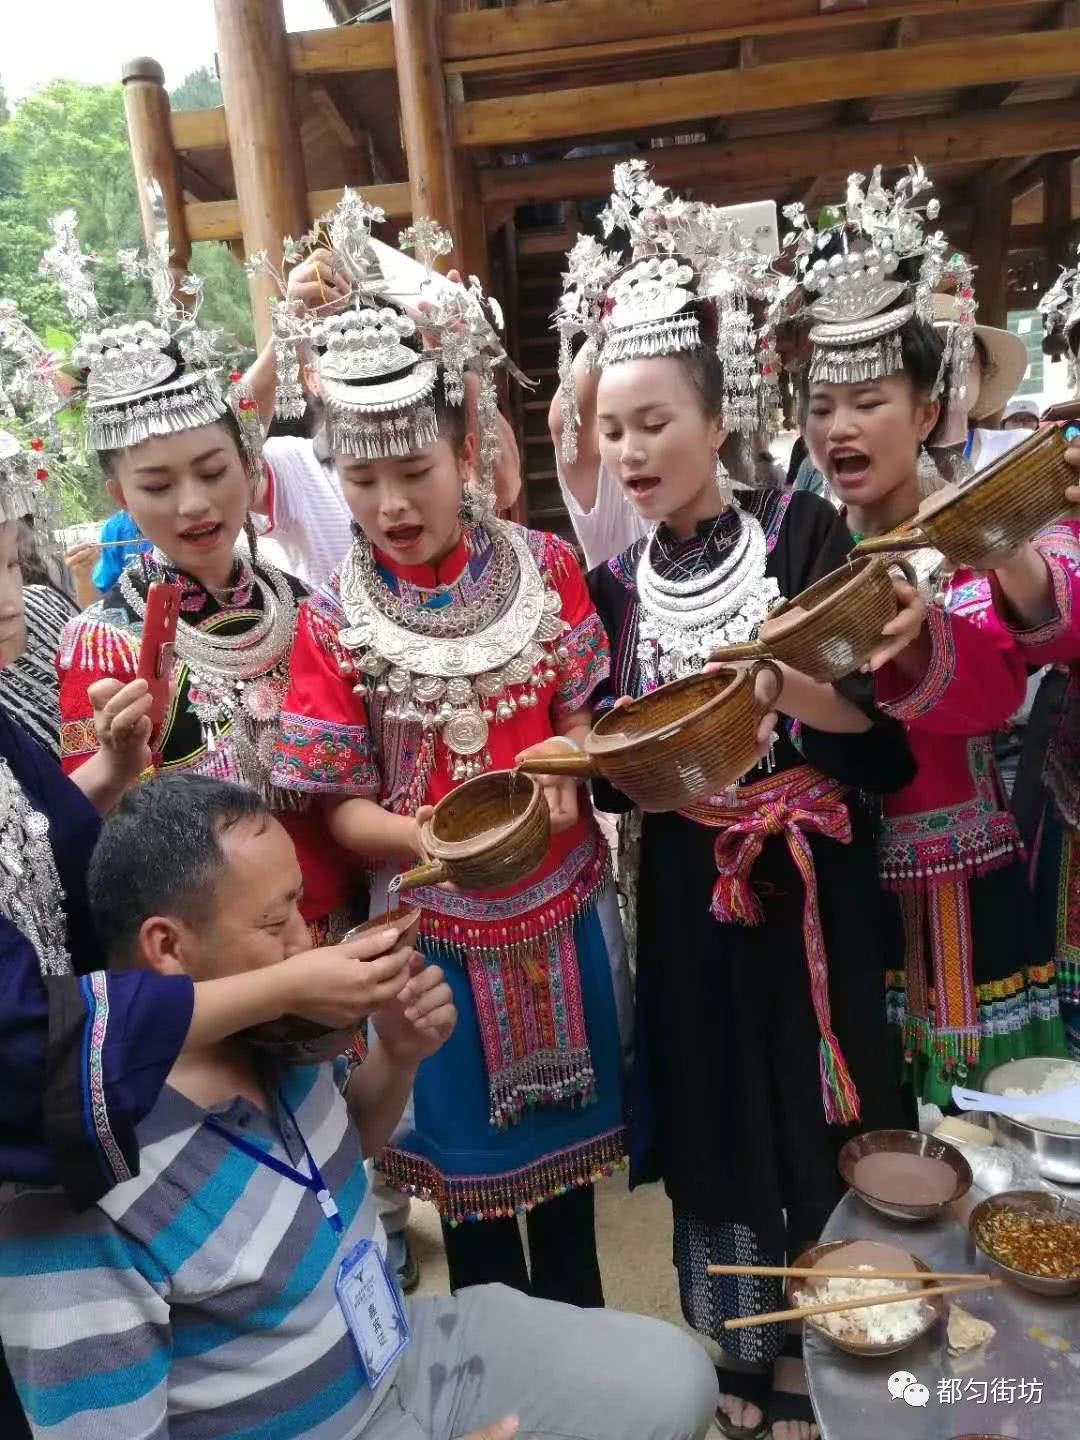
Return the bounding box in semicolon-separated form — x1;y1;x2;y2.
517;664;782;813
712;556;916;683
399;770;551;892
244;906;422;1064
854;423;1072;568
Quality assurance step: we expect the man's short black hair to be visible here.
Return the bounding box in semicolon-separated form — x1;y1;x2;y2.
88;774;268;966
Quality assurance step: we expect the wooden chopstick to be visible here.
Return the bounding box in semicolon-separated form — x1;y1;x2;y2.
723;1277;1001;1332
708;1263;979;1283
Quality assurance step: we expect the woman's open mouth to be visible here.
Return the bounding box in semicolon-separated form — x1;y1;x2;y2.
177;522;224;549
829;450;871;486
384;524;424;551
624;474;662;499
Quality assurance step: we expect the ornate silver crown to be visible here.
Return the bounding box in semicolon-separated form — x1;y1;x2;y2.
780;161;949;388
252;189;515;514
35;189;242;455
553;160;777;462
1039;244;1080;387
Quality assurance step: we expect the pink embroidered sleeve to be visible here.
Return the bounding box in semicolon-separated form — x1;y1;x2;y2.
987;520;1080;666
875;602;1026;736
271;593;381;798
544;533;611;723
57;608;140;776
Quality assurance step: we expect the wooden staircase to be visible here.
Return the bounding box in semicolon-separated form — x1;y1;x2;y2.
508;241;573;545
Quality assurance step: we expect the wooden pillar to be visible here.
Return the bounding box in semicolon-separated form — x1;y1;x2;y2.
1043;154;1073;270
500;218;526;526
971;183;1011;330
212;0;309;347
121;58;191;272
391;0;460;265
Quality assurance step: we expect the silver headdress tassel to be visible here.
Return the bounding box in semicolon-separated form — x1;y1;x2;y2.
39;185;240;455
0;301;81;535
1039;241;1080;390
553;159;776;463
779;161;947;388
251;189;521;519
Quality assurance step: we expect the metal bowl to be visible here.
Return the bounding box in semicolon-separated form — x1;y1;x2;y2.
838;1128;972;1222
786;1238;944;1357
982;1056;1080;1186
969;1188;1080;1297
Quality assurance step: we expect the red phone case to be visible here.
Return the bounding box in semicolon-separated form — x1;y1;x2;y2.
137;582;182;733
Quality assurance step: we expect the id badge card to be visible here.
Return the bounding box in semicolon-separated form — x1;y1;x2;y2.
335;1238;410;1388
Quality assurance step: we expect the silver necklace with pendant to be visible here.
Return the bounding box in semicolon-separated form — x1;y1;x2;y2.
635;511;781;684
0;758;73;976
338;518;568;780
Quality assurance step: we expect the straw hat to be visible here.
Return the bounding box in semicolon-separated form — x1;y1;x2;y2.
932;293;1028;419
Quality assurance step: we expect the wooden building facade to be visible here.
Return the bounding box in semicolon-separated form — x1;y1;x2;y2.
122;0;1080;529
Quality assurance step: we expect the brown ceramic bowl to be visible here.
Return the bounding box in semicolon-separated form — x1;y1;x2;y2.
398;770;551;892
969;1188;1080;1297
854;423;1072;569
517;663;781;813
838;1129;972;1222
244;906;422;1064
786;1238;944;1357
712;556;917;683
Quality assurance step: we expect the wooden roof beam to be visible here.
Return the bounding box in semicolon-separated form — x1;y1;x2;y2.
454;28;1080;148
442;0;1047;63
478;99;1080;204
186;182;411;244
172;107;229;153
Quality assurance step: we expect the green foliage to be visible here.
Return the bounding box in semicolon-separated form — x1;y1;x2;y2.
170;66;223;113
0;71;255;520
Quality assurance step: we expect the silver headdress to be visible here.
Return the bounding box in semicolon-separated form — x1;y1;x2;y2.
0;301;77;532
779;161;949;388
251;189;515;518
1039;243;1080;388
554;160;776;462
37;187;246;459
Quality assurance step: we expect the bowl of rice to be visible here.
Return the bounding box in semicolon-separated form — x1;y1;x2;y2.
981;1056;1080;1186
786;1239;944;1357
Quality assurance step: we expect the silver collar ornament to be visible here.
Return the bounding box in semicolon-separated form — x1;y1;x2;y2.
554;159;778;464
0;758;73;976
120;554;299;802
635;510;780;685
337;518;569;781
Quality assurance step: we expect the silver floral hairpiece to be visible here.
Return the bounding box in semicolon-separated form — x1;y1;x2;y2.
252;189;516;517
1039;242;1080;389
0;302;82;535
554;160;774;463
781;161;948;387
35;186;244;458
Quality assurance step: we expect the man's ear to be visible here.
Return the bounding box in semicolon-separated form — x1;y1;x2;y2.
136;916;192;977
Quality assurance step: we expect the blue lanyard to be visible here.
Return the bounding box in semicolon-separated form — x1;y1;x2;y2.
205;1093;343;1234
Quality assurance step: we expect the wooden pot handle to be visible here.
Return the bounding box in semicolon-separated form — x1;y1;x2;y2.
707;638;769;664
397;858;450;890
750;659;784;713
887;557;919;588
850;528;926;557
515;751;597;779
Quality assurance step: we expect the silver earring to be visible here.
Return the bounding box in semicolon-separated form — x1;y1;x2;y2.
244;512;259;563
917;444;946;497
714;451;733;506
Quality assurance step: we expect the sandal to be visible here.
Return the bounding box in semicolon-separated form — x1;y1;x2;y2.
714;1367;773;1440
765;1386;819;1439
